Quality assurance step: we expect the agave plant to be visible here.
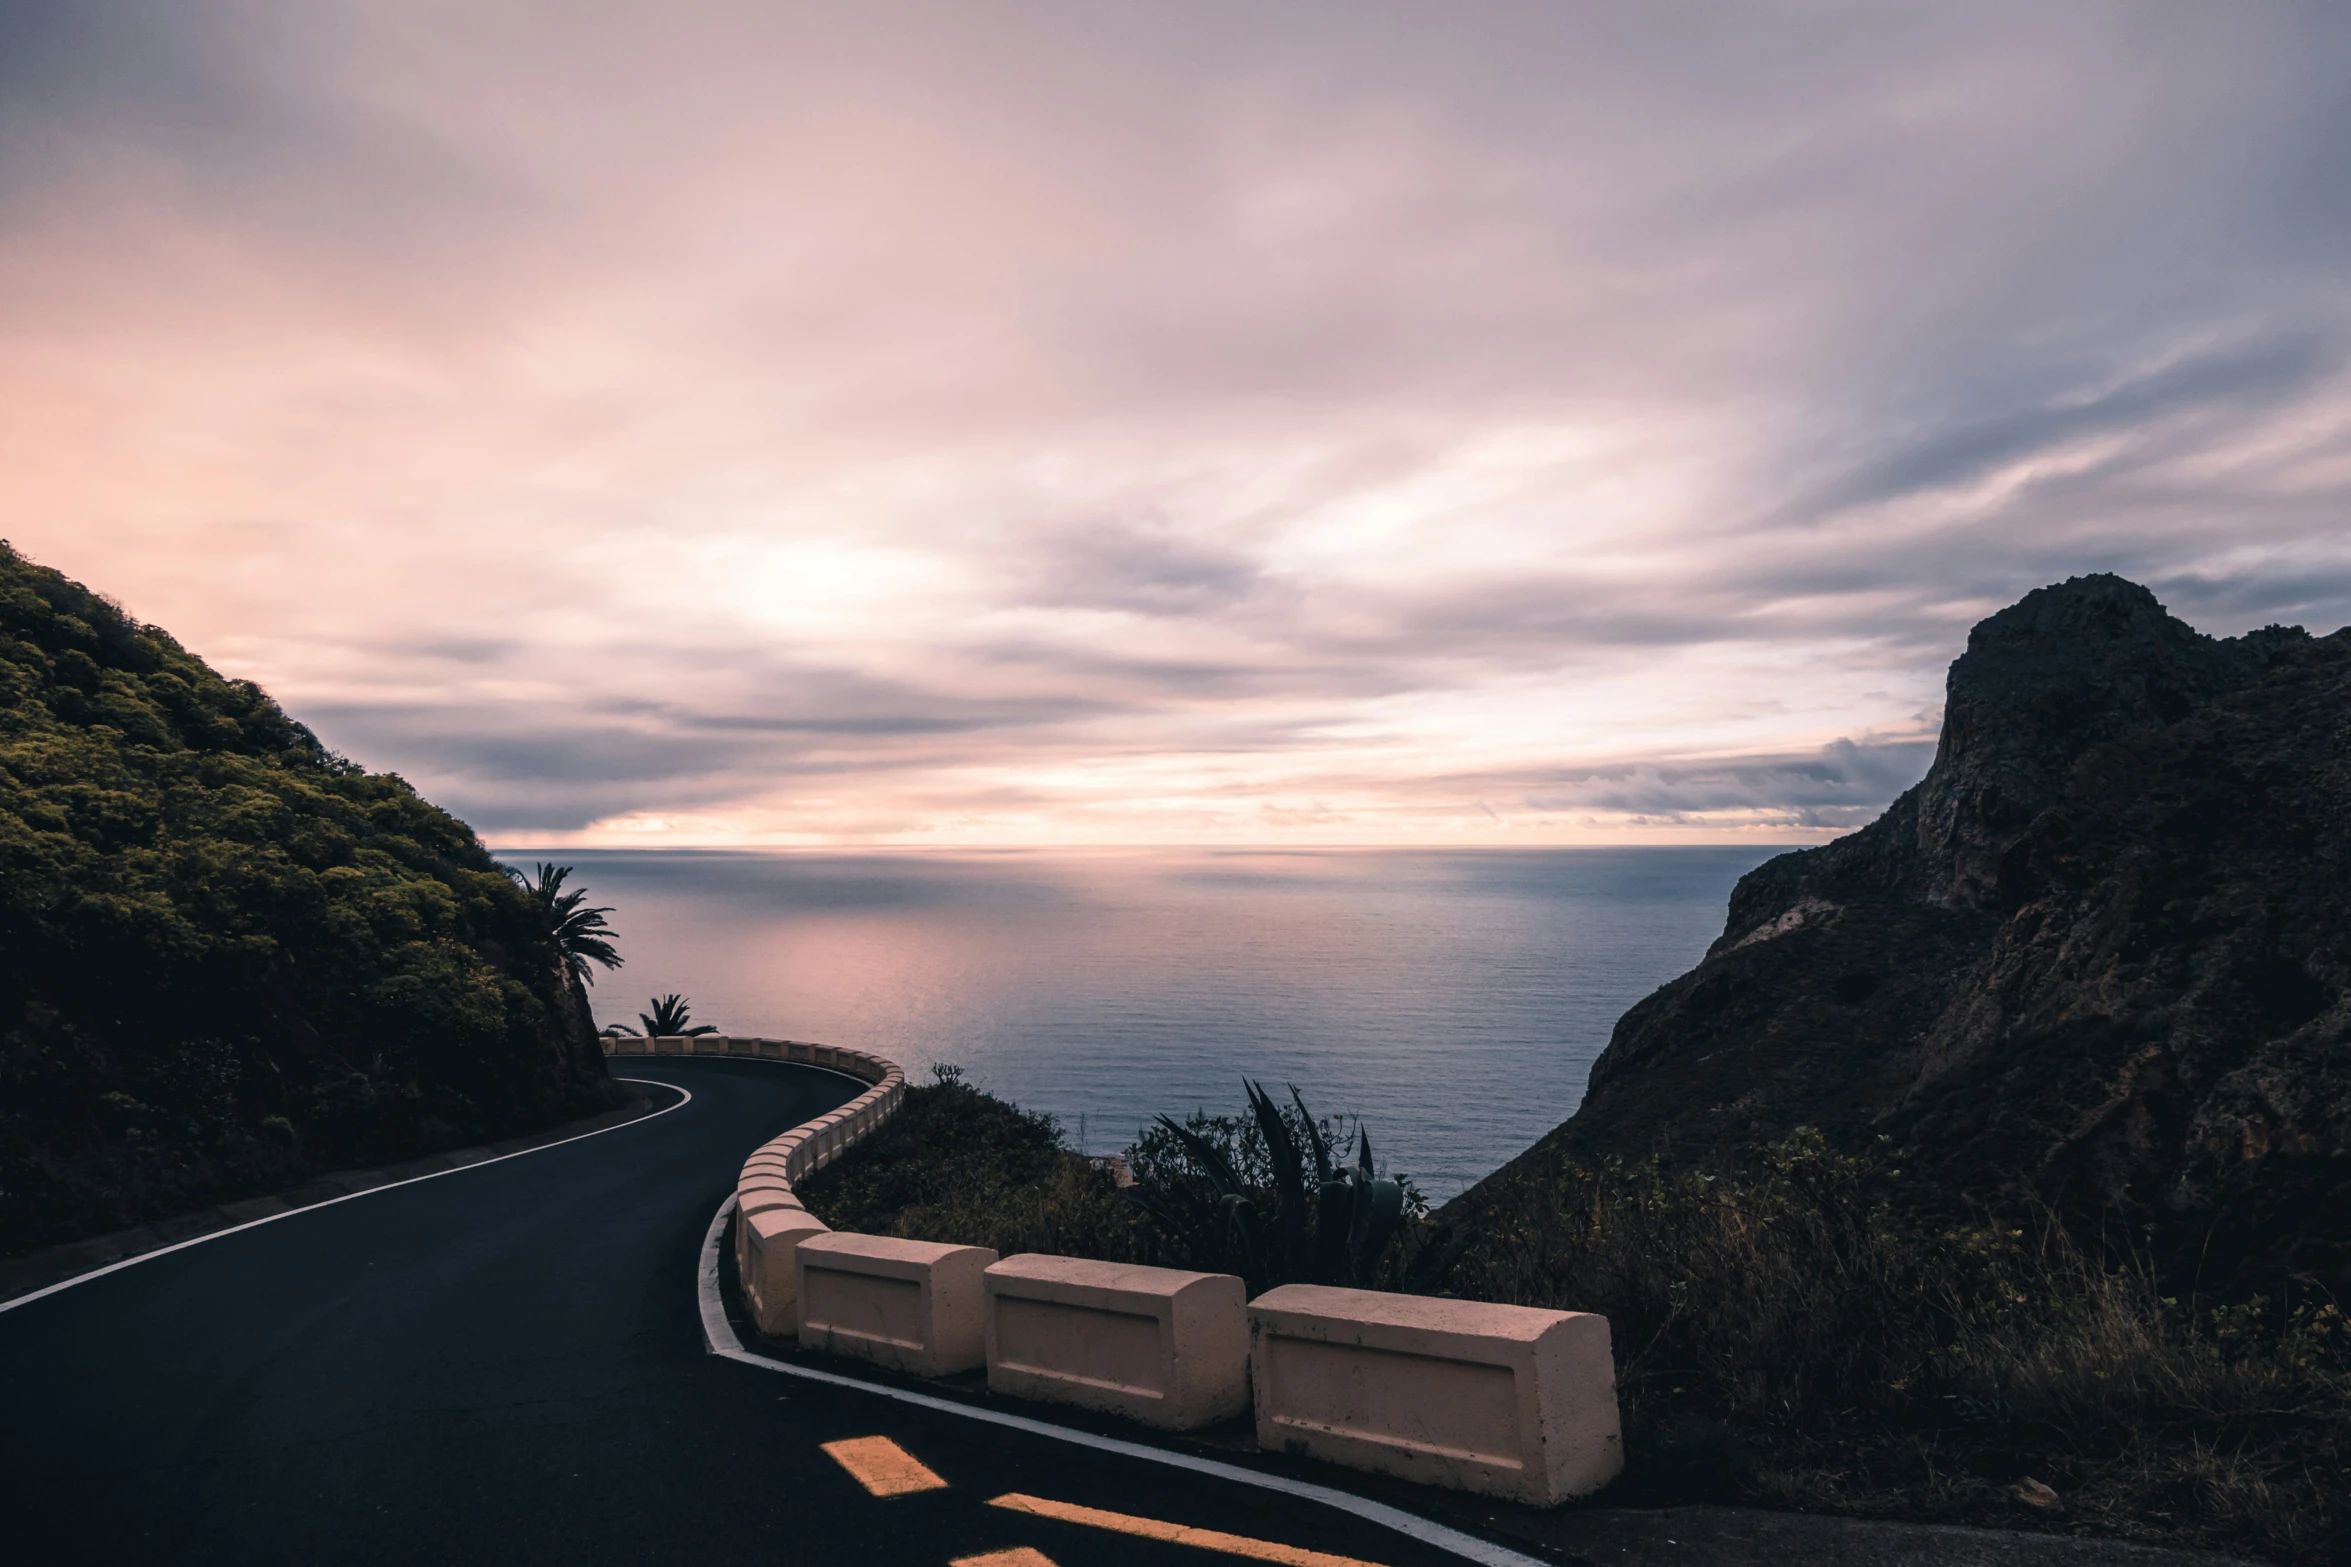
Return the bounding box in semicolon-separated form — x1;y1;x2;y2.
1129;1080;1409;1295
505;862;622;986
603;993;717;1039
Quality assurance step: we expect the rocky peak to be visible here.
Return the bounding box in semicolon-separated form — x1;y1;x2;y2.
1911;574;2301;908
1455;576;2349;1289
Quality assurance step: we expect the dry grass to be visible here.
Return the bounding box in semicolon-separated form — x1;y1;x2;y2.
1429;1132;2351;1562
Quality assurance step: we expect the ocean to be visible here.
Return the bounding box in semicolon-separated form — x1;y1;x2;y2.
505;847;1780;1198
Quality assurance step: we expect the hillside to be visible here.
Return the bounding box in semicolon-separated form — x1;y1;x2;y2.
0;544;615;1255
1447;575;2349;1290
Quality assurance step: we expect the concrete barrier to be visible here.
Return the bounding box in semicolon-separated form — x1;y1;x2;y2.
984;1255;1248;1430
738;1207;832;1336
1248;1284;1621;1505
738;1178;803;1218
797;1233;997;1376
609;1027;1625;1504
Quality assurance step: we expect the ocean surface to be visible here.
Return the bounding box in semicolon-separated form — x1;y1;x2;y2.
506;847;1780;1198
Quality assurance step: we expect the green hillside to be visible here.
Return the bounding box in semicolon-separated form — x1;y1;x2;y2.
0;543;616;1255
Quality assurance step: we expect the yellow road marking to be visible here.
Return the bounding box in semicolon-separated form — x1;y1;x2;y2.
988;1493;1388;1567
952;1551;1060;1567
821;1435;949;1497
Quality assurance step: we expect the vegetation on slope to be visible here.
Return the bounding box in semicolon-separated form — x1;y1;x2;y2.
0;543;617;1255
1429;1134;2348;1563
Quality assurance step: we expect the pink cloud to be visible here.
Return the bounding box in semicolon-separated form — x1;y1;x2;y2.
4;2;2349;844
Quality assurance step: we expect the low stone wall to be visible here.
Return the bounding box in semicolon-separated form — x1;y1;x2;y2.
617;1032;1621;1505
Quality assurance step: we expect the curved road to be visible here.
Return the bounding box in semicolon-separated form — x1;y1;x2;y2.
0;1059;1485;1567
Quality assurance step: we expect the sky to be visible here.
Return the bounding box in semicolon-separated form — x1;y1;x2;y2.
5;2;2349;847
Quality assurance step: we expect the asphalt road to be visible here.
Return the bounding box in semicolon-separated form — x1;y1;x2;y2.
0;1058;1484;1567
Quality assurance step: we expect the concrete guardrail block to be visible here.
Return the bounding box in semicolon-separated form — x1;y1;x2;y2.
739;1207;831;1337
739;1177;803;1218
797;1234;997;1376
1247;1283;1622;1506
984;1255;1248;1430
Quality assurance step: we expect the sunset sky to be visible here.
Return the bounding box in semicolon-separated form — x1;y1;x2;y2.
6;2;2350;846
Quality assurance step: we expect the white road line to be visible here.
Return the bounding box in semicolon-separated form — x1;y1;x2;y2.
0;1076;693;1315
694;1194;1552;1567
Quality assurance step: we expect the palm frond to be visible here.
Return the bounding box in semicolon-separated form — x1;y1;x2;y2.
508;861;624;983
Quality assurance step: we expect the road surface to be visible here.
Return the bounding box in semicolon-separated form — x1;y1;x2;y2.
0;1058;1487;1567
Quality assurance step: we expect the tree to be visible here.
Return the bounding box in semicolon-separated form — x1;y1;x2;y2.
506;863;622;985
605;994;717;1038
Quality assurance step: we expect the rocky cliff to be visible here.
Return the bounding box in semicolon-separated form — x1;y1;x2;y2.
1456;575;2349;1288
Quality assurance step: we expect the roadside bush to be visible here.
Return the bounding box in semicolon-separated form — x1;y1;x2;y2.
794;1069;1148;1263
1127;1083;1425;1295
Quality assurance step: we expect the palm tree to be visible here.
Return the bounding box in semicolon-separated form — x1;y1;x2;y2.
605;994;716;1038
507;863;622;985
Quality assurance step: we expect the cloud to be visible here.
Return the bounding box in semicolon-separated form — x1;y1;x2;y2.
1819;334;2338;515
1018;521;1265;617
1519;736;1942;829
3;2;2350;844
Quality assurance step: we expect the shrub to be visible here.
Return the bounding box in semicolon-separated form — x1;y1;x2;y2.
1128;1081;1423;1294
794;1069;1147;1263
